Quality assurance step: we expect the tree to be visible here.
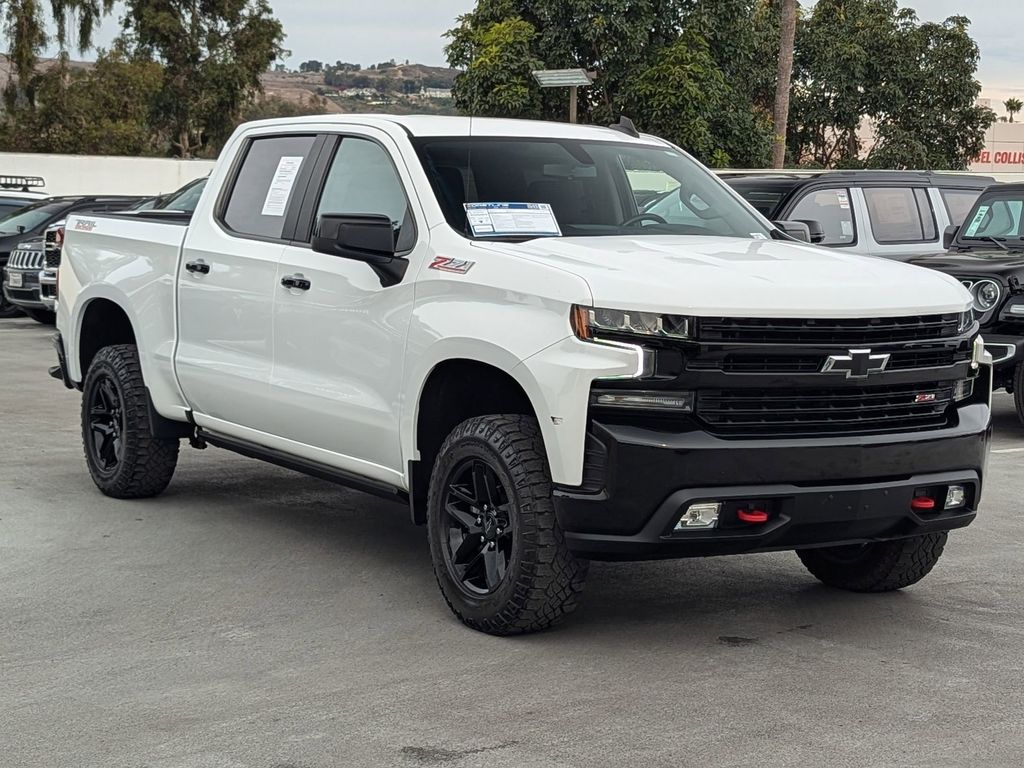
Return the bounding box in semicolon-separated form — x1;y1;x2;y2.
0;47;163;155
119;0;285;157
2;0;115;105
771;0;797;168
1005;98;1022;123
299;59;323;73
446;16;542;118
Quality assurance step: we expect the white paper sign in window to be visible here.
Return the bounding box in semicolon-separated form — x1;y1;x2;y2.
261;156;304;217
464;202;562;237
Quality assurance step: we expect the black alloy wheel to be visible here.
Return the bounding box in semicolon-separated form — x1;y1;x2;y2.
86;373;126;477
441;458;514;595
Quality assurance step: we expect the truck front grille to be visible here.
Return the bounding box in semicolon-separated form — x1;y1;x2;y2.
696;382;955;437
688;347;970;374
697;314;962;344
7;247;43;270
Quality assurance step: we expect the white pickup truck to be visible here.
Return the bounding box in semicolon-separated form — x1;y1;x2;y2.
54;115;992;635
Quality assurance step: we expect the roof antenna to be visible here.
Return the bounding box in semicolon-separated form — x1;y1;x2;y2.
608;115;639;138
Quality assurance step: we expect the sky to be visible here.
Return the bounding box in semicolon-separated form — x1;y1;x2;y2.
44;0;1022;110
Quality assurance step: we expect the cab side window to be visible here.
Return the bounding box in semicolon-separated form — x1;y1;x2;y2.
789;188;855;246
863;187;937;243
223;135;317;239
315;137;414;250
940;188;982;227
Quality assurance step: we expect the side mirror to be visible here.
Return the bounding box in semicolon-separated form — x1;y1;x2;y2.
943;224;960;250
312;213;407;287
772;220;812;243
795;219;826;244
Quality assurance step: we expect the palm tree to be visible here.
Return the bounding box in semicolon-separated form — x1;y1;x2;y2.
772;0;798;168
2;0;114;102
1005;98;1023;123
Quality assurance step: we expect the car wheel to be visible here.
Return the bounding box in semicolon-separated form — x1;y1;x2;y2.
0;291;22;318
81;344;179;498
797;533;948;592
1013;362;1024;425
23;308;55;325
427;414;589;635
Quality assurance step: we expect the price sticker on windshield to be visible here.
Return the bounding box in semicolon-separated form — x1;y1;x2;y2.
464;202;562;237
964;205;990;237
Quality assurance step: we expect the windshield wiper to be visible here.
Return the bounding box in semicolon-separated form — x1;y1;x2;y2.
981;235;1008;251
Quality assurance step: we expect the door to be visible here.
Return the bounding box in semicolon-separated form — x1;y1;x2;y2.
175;133;319;432
266;131;424;481
786;187;859;251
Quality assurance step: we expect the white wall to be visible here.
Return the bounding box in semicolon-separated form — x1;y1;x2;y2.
0;152;216;198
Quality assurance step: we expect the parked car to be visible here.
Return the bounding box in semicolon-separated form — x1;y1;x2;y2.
0;196;142;319
911;182;1024;420
54;115;990;635
0;175;48;217
676;171;995;261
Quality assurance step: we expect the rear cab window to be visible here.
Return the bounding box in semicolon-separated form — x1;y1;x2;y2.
221;135;318;240
789;187;856;246
863;187;937;244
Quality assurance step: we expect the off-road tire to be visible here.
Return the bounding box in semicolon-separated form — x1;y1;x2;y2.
81;344;179;498
23;307;55;325
1013;362;1024;425
427;415;589;635
797;532;948;592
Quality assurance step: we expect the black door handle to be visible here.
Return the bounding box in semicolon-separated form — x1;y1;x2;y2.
185;260;210;275
281;274;311;291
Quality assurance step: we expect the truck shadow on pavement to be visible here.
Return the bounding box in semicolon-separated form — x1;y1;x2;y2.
153;455;943;644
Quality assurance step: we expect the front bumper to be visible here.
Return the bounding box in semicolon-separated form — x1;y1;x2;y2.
555;398;991;561
2;267;46;310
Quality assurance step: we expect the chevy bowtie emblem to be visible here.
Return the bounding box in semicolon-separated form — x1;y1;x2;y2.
822;348;891;378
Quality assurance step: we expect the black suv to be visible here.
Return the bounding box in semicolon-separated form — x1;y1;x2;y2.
911;183;1024;420
0;196;141;318
716;171;995;261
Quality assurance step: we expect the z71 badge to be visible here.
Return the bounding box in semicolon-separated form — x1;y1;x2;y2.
429;256;475;274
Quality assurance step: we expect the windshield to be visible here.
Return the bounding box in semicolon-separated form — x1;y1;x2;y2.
161;178;207;212
960;194;1024;246
0;200;67;236
414;137;771;240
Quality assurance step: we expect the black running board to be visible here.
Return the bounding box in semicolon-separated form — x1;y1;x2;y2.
197;430;408;504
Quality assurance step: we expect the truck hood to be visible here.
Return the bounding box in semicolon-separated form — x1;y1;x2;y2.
911;249;1024;276
474;235;971;317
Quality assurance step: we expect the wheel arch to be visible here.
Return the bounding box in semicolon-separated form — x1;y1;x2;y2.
408;355;550;524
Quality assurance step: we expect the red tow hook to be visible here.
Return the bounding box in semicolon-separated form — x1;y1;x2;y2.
737;508;769;524
910;496;936;511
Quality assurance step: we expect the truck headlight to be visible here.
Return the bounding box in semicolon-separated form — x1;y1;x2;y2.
572;305;691;340
971;279;1001;312
958;309;974;333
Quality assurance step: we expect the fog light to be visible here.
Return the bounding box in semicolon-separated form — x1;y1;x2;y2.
592;390;694;411
945;485;966;509
676;502;720;530
953;379;974;401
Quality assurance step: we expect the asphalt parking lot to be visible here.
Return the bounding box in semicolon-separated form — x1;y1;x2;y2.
2;315;1022;768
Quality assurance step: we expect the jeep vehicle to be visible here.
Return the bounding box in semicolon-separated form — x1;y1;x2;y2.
912;183;1024;422
53;116;991;635
680;171;994;261
0;195;141;318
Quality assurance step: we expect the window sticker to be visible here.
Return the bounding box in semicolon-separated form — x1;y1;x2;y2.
261;156;304;217
464;202;562;237
964;205;990;237
750;233;768;240
836;191;850;209
841;220;854;236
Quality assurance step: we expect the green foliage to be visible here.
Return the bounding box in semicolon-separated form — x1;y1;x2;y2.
119;0;285;157
621;30;772;167
446;16;542;118
299;59;322;73
1005;98;1022;123
2;0;114;105
790;1;993;170
0;48;162;154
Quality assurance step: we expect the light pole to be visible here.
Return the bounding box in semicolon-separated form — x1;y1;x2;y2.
531;69;594;123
